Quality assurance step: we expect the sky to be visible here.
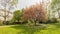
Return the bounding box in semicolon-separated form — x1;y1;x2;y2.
0;0;50;10
16;0;50;10
17;0;41;9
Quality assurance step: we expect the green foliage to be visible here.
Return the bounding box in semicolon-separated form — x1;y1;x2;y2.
51;0;60;10
48;0;60;22
27;20;32;25
3;21;10;25
46;18;58;23
11;0;18;5
8;10;22;25
27;20;36;26
13;10;22;23
51;0;60;6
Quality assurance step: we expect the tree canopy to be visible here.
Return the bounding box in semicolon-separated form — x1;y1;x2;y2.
13;10;22;22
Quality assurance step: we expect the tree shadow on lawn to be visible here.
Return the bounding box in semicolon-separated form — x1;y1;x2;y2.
51;23;60;28
45;23;60;30
10;24;47;34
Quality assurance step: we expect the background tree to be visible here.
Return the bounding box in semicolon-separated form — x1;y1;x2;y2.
0;0;18;22
51;0;60;18
22;2;46;25
13;10;22;23
46;0;59;23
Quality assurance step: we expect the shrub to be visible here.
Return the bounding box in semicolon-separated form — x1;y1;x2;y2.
46;18;58;23
3;21;10;25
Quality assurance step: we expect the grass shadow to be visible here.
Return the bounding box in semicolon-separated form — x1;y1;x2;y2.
10;24;47;34
52;23;60;28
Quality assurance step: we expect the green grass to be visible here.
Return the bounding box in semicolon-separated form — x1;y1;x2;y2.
0;23;60;34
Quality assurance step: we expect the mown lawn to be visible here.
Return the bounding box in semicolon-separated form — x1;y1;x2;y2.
0;23;60;34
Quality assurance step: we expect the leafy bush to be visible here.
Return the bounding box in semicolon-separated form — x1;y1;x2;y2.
3;21;10;25
46;18;58;23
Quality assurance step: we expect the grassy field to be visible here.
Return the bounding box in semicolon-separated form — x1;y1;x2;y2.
0;23;60;34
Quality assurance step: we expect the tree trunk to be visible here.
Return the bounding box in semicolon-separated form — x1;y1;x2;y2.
4;0;7;23
18;20;20;23
35;20;36;26
4;8;6;22
58;11;60;18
